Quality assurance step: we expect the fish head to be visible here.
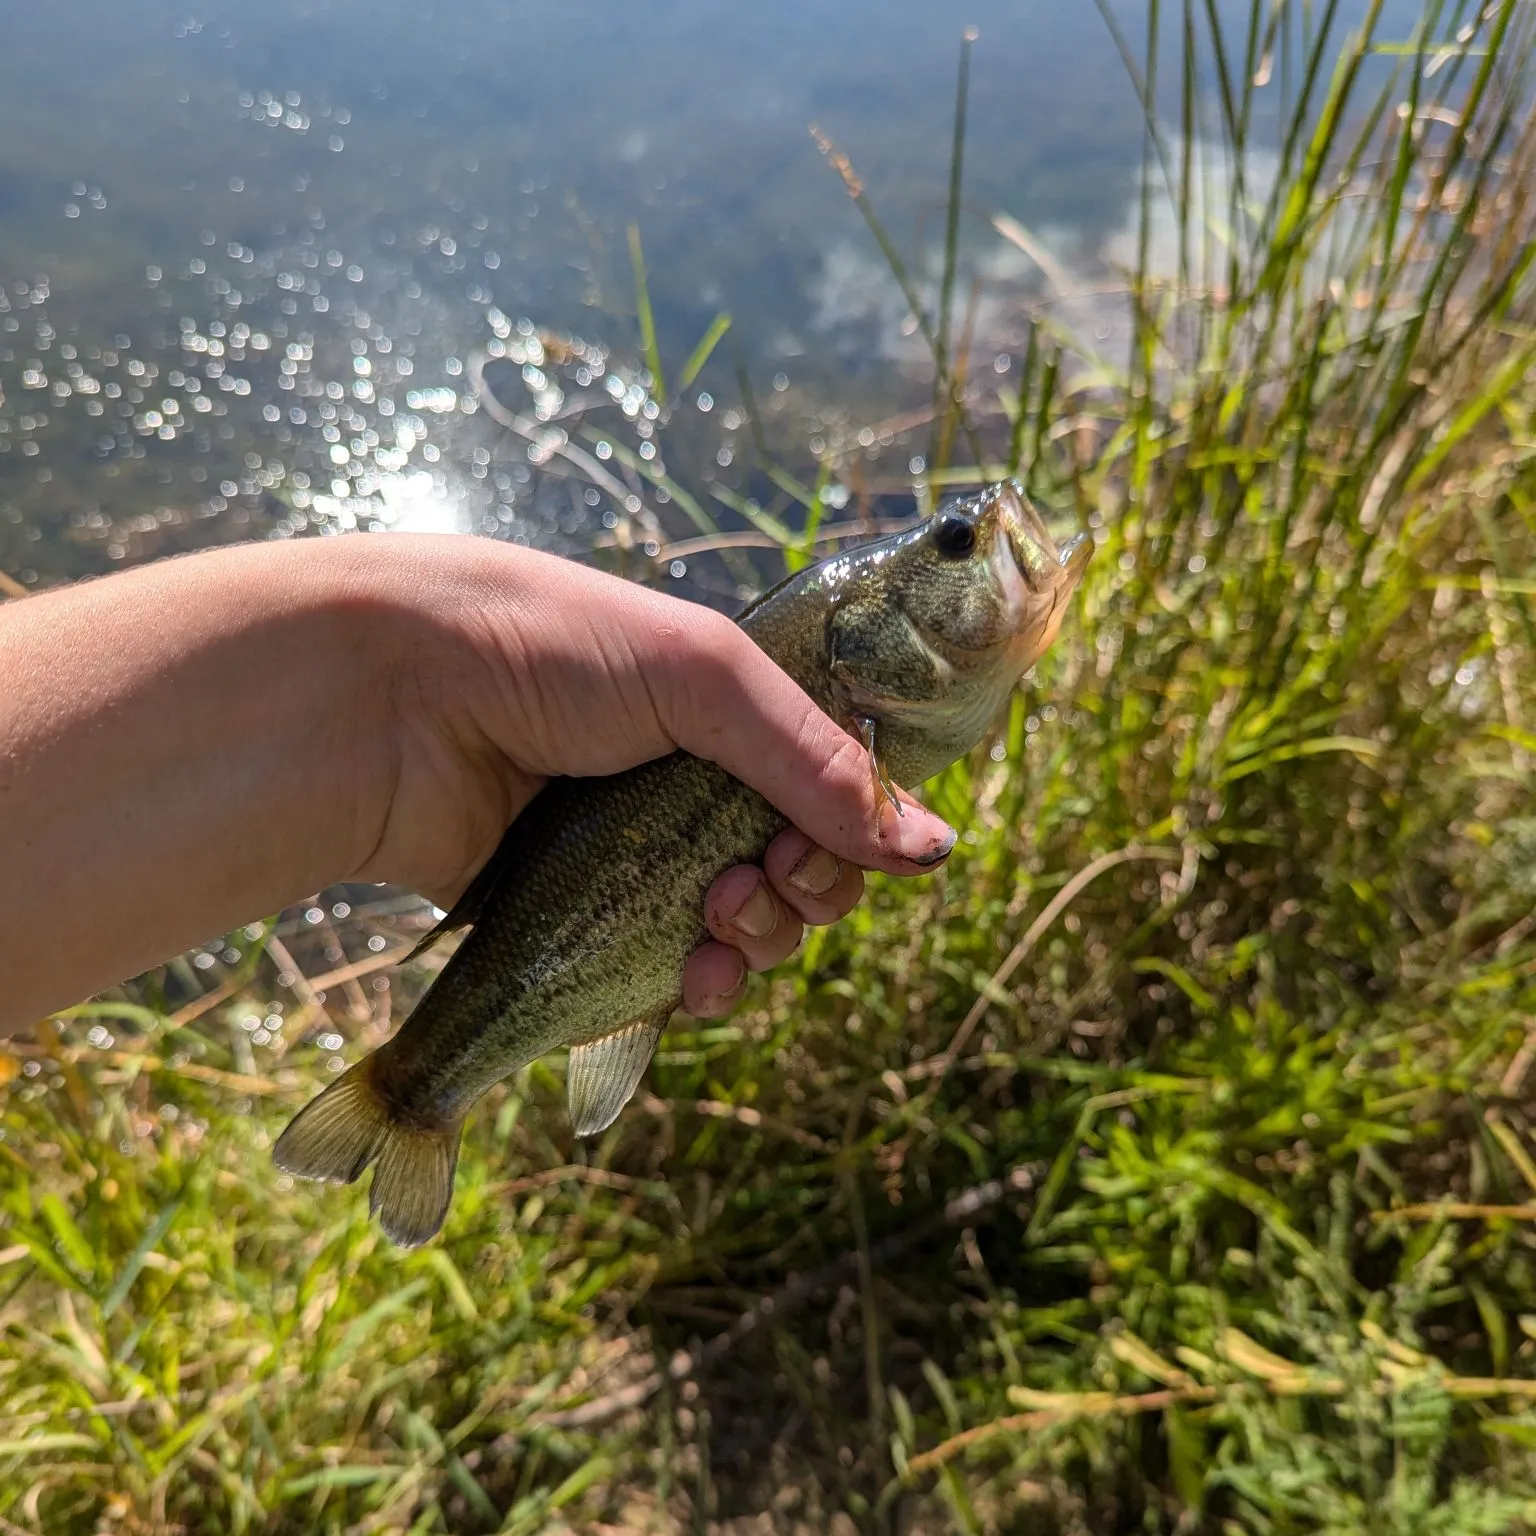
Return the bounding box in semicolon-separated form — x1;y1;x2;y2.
904;478;1091;667
823;480;1091;778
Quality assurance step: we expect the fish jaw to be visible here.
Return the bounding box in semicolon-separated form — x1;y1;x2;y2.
1057;530;1093;586
994;483;1092;668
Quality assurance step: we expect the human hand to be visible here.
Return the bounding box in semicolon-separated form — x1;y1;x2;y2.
686;828;867;1018
0;533;955;1033
351;535;955;1013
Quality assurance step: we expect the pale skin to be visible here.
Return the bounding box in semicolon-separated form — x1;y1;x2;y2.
0;535;958;1039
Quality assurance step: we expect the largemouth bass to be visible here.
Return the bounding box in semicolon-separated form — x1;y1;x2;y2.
273;481;1090;1245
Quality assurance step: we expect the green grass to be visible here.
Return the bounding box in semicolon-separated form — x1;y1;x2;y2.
7;2;1536;1531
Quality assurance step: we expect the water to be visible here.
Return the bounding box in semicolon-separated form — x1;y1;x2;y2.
0;0;1422;588
0;0;1434;1026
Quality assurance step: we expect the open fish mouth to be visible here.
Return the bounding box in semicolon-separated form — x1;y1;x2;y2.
1042;530;1092;638
1056;530;1093;584
994;480;1092;590
983;481;1092;663
998;479;1055;552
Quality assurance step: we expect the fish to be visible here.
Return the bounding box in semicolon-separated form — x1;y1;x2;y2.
272;480;1091;1246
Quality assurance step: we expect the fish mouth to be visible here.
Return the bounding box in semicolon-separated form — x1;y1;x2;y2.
988;481;1092;660
1056;530;1093;585
994;481;1092;595
995;480;1052;559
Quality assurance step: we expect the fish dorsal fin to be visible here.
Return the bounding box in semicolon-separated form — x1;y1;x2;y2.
403;819;521;961
567;1005;673;1138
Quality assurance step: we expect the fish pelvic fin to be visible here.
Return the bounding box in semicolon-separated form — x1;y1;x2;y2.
273;1058;463;1248
568;1003;674;1139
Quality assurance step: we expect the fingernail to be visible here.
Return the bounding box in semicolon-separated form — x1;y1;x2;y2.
787;847;841;897
730;884;779;938
908;827;958;867
883;807;958;868
713;969;748;1007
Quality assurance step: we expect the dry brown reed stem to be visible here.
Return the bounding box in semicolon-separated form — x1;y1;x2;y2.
482;1165;646;1200
907;1371;1536;1478
262;934;337;1045
1370;1203;1536;1223
926;843;1189;1091
592;518;915;564
170;972;248;1028
305;911;374;1022
306;944;415;994
906;1387;1214;1477
1500;1017;1536;1096
466;350;664;539
808;126;863;198
3;1039;286;1098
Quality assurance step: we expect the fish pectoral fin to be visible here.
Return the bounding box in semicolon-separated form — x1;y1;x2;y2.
567;1006;673;1138
273;1058;463;1249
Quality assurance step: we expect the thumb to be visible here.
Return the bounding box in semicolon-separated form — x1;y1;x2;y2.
645;607;958;877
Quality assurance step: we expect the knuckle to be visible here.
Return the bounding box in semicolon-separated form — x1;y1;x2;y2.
801;732;877;850
661;618;745;746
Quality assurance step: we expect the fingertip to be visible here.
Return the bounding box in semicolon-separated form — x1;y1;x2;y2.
682;942;747;1017
704;865;805;970
763;828;866;924
855;797;957;876
890;816;958;869
704;865;772;940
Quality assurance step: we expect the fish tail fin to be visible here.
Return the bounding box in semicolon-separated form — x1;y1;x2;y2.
273;1060;390;1185
273;1058;463;1248
368;1118;462;1249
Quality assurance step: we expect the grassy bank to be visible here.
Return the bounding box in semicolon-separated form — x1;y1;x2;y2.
6;3;1536;1531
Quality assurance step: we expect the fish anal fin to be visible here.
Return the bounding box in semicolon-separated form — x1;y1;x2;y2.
273;1058;464;1248
568;1004;673;1138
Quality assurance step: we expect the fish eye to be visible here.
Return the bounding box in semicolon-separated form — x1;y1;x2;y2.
931;511;977;557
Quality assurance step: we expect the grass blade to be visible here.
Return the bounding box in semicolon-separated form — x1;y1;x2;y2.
101;1193;186;1319
930;27;978;476
627;222;666;407
676;311;732;394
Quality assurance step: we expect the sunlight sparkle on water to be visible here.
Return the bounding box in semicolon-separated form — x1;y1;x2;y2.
309;469;469;536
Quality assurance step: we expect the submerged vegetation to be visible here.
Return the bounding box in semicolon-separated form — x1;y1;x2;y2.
6;1;1536;1530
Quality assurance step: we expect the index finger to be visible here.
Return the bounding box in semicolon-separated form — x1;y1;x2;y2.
644;611;957;877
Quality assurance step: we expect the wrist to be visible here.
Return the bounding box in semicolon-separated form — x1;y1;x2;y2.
308;533;539;900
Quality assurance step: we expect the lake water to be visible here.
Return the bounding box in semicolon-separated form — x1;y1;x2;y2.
0;0;1423;592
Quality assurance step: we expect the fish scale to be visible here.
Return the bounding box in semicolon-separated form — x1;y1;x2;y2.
273;480;1090;1246
389;755;786;1114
